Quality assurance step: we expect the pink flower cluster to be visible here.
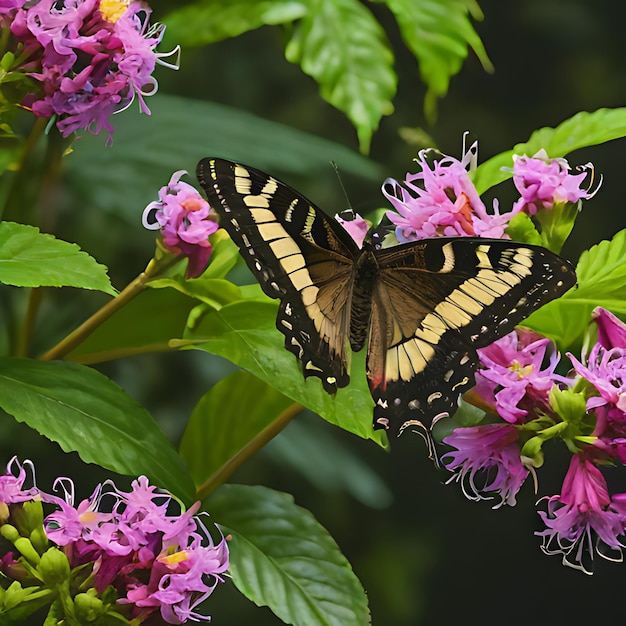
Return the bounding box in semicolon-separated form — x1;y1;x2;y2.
384;146;593;243
143;170;219;278
511;149;595;216
0;461;229;623
443;308;626;574
5;0;175;143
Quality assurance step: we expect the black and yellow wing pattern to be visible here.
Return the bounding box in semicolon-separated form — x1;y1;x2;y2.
196;158;576;437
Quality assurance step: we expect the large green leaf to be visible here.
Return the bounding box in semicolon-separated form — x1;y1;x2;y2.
0;358;195;502
473;108;626;194
63;95;383;222
0;222;115;294
207;484;371;626
180;370;296;488
285;0;396;152
163;0;307;46
183;300;387;448
384;0;492;122
66;287;197;364
523;229;626;350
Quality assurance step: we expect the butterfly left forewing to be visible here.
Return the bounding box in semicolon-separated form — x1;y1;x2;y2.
196;158;358;392
367;237;576;436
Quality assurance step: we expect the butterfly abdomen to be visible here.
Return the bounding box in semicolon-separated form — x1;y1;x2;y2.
349;250;378;352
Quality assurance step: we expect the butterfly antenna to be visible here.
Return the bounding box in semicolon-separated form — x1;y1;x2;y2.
330;161;354;215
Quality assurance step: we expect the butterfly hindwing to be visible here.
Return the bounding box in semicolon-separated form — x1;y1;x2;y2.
367;237;576;435
196;158;359;392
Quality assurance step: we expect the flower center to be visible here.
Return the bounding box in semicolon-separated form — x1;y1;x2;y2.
509;360;534;379
100;0;130;22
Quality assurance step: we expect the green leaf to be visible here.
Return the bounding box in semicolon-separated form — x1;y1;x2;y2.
285;0;396;152
180;370;296;487
523;229;626;350
0;222;115;295
66;288;197;363
384;0;492;122
183;300;387;447
473;108;626;194
504;212;542;246
207;484;371;626
0;358;195;502
163;0;308;46
148;277;243;310
64;95;383;222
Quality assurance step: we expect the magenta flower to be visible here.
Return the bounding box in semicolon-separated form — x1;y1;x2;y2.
9;0;178;143
334;211;369;248
0;457;39;505
536;453;626;574
383;145;516;242
511;149;595;216
593;307;626;350
142;170;219;278
43;475;229;624
568;328;626;462
474;329;567;424
442;423;530;507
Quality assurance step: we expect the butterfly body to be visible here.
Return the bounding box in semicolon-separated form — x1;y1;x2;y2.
197;158;576;438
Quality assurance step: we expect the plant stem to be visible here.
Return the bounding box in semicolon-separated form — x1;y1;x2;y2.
16;287;42;357
39;256;176;362
196;403;303;500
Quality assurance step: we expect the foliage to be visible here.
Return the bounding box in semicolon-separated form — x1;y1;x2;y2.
1;0;626;624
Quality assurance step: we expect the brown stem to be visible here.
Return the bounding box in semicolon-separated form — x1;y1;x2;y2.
195;403;303;500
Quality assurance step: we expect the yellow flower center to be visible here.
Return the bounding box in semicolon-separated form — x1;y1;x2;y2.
100;0;130;22
509;360;534;379
159;550;189;566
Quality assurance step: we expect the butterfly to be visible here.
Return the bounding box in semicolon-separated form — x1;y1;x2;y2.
196;158;576;439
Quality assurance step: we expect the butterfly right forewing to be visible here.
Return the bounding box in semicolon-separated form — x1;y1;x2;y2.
367;237;576;436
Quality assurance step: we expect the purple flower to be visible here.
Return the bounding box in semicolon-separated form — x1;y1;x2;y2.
9;0;177;143
334;211;369;248
383;144;516;242
536;453;626;574
474;329;567;424
0;457;39;505
593;306;626;350
511;149;595;216
442;423;530;507
142;170;219;278
568;336;626;462
42;475;229;623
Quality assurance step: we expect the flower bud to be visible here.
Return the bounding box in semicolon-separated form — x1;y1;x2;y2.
74;589;105;622
37;548;70;587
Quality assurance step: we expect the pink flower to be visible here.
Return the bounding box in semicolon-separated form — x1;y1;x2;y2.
593;307;626;350
474;329;567;424
511;149;595;216
42;475;229;623
383;145;516;242
334;210;369;248
0;457;39;505
536;453;626;573
9;0;177;143
442;423;530;507
142;170;219;278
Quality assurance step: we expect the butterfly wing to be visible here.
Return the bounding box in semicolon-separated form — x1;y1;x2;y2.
196;158;360;392
367;237;576;435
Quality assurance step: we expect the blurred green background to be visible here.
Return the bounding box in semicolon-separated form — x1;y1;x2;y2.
4;0;626;624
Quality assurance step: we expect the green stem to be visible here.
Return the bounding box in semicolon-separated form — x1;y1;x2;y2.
196;403;303;500
39;256;177;362
16;287;42;357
